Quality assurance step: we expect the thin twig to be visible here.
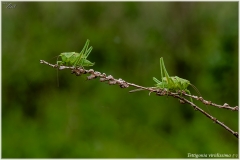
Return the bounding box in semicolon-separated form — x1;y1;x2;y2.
181;92;238;111
40;60;238;139
130;88;238;111
157;90;238;138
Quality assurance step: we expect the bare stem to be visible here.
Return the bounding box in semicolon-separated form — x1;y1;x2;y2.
40;60;238;139
182;92;238;111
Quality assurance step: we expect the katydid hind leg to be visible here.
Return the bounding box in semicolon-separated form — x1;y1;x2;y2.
80;39;89;55
85;46;93;58
161;58;171;82
76;39;89;67
81;46;93;66
160;58;164;85
74;40;89;67
161;58;170;78
161;58;174;87
160;58;165;89
80;40;92;67
79;47;93;67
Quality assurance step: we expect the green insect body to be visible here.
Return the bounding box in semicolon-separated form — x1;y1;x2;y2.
57;39;94;67
153;76;190;90
153;57;201;102
58;52;94;67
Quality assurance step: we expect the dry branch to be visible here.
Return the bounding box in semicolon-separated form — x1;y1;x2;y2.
182;93;238;111
40;60;238;139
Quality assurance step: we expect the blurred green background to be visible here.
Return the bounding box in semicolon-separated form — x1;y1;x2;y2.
2;2;238;158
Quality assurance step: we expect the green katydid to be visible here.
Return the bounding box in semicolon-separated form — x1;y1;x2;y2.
129;57;202;102
57;39;94;68
152;57;214;115
56;39;94;86
153;57;202;102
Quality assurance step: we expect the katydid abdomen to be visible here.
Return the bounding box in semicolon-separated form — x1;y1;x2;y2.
58;52;94;67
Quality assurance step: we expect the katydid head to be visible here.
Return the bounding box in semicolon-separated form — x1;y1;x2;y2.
55;52;72;87
49;55;61;65
56;54;62;65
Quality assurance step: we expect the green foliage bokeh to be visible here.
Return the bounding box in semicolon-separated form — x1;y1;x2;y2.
2;2;238;158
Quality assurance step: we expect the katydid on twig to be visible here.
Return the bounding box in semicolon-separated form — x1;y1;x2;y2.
130;58;202;102
56;39;95;86
153;57;213;114
153;57;202;102
57;39;94;68
130;57;212;114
